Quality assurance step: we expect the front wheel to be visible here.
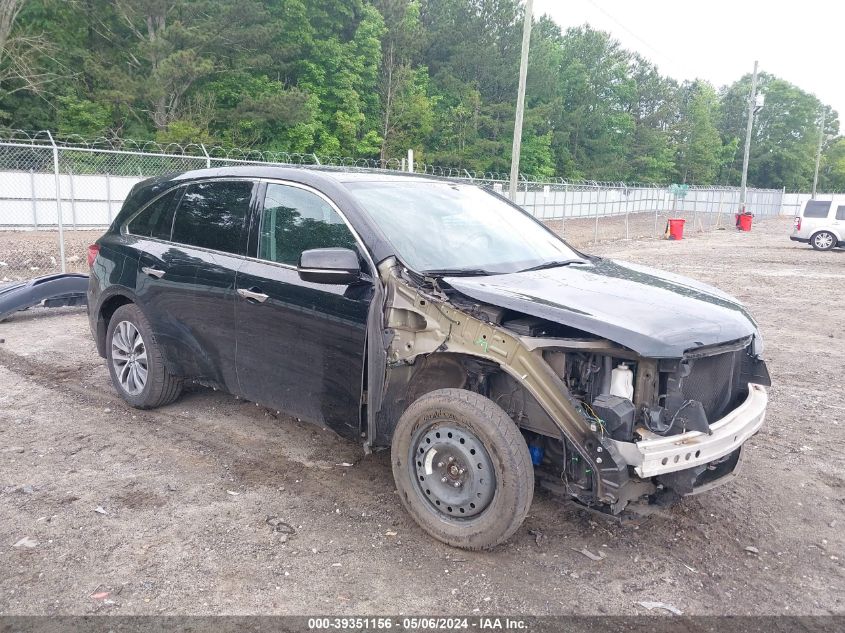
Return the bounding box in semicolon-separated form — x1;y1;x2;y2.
811;231;837;251
391;388;534;550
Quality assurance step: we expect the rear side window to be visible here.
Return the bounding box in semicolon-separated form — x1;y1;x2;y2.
126;189;178;239
258;183;358;266
837;206;845;221
171;181;254;254
803;200;831;218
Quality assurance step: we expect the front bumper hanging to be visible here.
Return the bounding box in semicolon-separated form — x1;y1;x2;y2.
608;383;767;478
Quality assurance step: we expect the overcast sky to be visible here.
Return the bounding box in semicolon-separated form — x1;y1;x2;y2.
534;0;841;117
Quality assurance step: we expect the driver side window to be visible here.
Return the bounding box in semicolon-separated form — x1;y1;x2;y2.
258;184;358;266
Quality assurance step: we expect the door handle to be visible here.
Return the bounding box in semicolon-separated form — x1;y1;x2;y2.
141;266;165;279
237;288;269;303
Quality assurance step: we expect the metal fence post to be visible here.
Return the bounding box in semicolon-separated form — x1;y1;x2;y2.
46;131;66;273
68;167;78;230
716;189;725;228
692;190;699;233
29;169;38;228
201;143;211;168
561;183;567;237
653;191;659;238
624;186;630;240
593;187;600;244
106;172;113;221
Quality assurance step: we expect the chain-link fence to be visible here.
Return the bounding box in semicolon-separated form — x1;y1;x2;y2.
0;130;795;282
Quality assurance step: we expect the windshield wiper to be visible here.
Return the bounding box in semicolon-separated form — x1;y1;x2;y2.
517;259;584;273
420;268;497;277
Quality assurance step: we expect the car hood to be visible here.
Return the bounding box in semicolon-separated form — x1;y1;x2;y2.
444;258;761;358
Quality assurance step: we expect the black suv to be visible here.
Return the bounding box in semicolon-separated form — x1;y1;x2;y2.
88;167;770;549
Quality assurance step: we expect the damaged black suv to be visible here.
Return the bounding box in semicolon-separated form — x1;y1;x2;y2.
88;167;771;550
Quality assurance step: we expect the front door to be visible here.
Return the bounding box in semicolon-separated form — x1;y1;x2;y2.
235;182;371;440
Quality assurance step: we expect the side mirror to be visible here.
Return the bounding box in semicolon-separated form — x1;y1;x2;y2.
297;248;361;285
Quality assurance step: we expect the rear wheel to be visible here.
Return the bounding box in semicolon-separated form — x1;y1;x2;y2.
106;303;182;409
811;231;837;251
391;388;534;550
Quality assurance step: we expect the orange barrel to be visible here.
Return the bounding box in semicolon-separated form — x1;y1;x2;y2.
667;218;685;240
736;213;753;231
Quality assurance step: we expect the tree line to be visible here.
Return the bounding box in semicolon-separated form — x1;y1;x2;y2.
2;0;843;189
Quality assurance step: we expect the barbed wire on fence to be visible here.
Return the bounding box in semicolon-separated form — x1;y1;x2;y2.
0;128;821;284
0;128;779;190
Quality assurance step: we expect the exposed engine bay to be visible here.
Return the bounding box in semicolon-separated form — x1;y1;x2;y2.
371;258;771;515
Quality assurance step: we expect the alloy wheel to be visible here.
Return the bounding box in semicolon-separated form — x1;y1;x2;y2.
111;320;148;396
814;232;834;249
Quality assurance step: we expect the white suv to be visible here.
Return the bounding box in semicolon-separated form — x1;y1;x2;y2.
791;198;845;250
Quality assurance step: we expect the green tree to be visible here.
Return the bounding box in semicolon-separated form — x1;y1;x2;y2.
720;73;840;189
675;81;723;184
819;137;845;191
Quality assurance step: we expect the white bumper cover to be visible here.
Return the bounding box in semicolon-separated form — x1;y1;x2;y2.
609;383;767;478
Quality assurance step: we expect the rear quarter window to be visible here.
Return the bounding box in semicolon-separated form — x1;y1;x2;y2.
837;206;845;221
803;200;832;218
171;180;254;254
126;189;179;240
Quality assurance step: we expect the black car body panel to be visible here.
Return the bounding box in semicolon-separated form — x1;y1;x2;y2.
443;258;761;358
234;258;371;439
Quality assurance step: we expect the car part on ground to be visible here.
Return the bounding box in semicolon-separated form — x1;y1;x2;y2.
0;273;88;322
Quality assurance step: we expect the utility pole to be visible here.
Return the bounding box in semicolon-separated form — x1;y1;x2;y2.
812;109;826;199
508;0;533;201
739;60;759;213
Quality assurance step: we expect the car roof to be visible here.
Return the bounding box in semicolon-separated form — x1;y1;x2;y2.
160;165;460;187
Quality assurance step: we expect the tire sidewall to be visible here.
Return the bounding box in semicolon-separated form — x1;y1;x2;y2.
391;390;533;549
105;304;157;407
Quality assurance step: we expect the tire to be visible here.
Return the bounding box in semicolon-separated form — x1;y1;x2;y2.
105;303;182;409
811;231;837;251
391;388;534;550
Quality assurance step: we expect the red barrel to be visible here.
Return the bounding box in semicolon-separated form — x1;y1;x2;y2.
735;213;753;231
667;218;685;240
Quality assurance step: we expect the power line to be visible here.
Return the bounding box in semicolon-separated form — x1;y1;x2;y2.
581;0;675;68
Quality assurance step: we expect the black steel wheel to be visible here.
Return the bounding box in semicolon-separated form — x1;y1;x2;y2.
411;423;497;518
391;388;534;550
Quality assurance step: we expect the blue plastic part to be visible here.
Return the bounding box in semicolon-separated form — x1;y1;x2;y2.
528;444;544;466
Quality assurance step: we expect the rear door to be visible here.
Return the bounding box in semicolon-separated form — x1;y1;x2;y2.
165;179;256;390
234;181;372;440
126;186;196;355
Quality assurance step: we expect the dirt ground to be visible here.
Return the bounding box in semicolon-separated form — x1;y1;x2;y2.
0;217;842;616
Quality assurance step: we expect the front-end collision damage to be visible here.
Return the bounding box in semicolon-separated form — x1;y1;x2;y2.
368;258;771;514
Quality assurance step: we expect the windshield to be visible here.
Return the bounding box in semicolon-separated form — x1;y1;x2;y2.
346;181;582;274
